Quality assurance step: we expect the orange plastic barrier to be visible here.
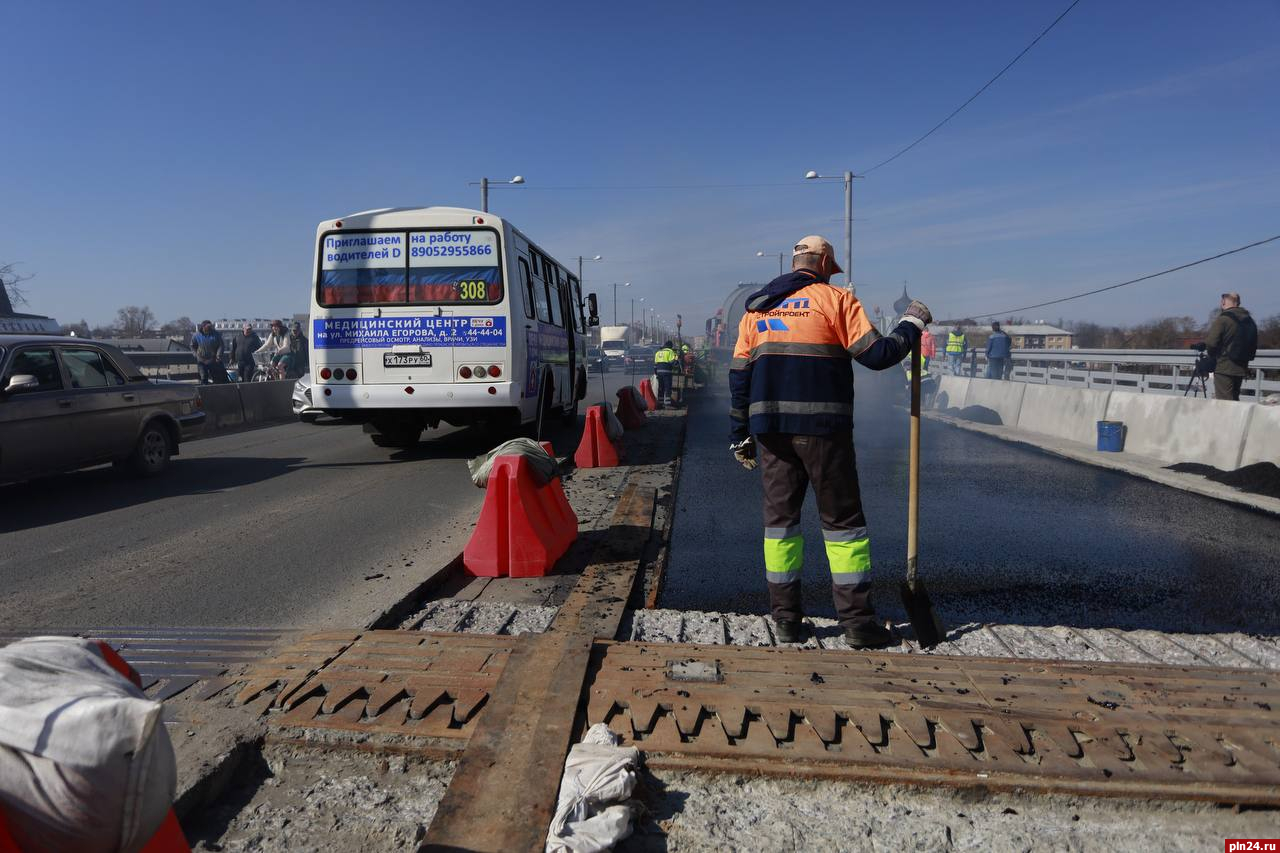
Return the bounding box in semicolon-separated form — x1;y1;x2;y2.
638;379;659;412
615;387;647;430
574;405;621;469
463;454;578;578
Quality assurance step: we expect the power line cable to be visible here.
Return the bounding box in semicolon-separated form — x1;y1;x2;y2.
863;0;1083;174
967;233;1280;320
476;181;808;191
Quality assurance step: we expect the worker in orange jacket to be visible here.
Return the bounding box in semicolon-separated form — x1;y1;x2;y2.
729;236;932;648
920;327;936;371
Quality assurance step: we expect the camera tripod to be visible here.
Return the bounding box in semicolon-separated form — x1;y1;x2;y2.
1184;355;1211;398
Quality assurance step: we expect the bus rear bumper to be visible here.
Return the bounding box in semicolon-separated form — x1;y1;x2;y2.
315;380;522;413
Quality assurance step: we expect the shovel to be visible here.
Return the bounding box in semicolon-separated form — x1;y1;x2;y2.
900;339;947;648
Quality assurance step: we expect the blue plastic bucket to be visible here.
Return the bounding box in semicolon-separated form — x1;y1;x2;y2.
1096;420;1124;452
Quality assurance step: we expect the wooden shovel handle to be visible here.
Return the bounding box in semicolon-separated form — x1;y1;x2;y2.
907;338;921;582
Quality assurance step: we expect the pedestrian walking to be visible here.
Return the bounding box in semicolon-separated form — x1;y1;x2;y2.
985;322;1011;380
289;321;310;378
654;340;677;406
946;326;967;375
1205;292;1258;401
920;327;936;372
190;320;225;385
230;323;262;382
729;235;933;649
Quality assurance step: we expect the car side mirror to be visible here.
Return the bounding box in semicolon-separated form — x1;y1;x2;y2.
586;293;600;327
4;374;39;394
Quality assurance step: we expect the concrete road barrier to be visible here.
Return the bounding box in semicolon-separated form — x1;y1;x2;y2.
1240;405;1280;467
197;385;245;432
961;378;1026;427
236;380;296;427
933;376;970;411
1017;384;1112;445
1103;392;1253;469
193;380;295;437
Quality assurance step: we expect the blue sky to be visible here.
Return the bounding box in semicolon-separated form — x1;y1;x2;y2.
3;0;1277;331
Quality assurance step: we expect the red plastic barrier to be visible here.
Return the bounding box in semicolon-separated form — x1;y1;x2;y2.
463;454;578;578
638;379;659;412
574;405;621;468
615;387;646;430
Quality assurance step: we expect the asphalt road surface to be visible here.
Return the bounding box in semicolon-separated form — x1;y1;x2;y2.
662;369;1280;636
0;369;637;630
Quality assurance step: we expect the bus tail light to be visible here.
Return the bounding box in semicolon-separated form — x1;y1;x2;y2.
488;365;501;378
459;366;472;379
346;368;357;381
474;365;488;378
488;386;497;395
320;368;332;380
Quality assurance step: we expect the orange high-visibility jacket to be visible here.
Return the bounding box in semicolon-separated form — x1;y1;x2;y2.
729;272;881;438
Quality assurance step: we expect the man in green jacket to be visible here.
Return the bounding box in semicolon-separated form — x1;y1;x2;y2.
1205;292;1258;401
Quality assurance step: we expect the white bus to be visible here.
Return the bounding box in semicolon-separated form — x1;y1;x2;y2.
309;207;598;447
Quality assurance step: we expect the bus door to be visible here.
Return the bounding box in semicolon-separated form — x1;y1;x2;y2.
559;269;579;394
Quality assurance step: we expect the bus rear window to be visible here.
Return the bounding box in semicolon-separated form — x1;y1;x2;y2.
407;230;502;305
318;232;407;306
316;228;503;307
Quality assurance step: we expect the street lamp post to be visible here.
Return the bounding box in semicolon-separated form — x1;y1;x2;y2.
573;255;602;286
612;281;630;326
756;250;785;275
468;175;525;212
804;169;859;294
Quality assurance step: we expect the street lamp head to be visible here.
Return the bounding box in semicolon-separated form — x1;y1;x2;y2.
592;255;602;260
804;170;819;180
510;175;525;184
624;281;631;287
756;251;766;257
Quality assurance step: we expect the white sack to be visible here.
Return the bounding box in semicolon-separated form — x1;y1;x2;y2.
468;437;560;488
0;636;176;853
546;723;640;853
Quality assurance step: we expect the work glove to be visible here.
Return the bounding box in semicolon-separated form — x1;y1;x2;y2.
901;300;933;331
730;436;757;471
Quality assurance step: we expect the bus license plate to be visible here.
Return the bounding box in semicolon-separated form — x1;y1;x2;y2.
384;353;432;368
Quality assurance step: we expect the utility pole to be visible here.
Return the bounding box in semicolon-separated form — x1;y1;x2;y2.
805;170;860;295
844;170;853;294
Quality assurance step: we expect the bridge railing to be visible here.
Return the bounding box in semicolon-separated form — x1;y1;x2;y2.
948;348;1280;401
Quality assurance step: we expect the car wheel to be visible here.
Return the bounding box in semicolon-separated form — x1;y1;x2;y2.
128;422;172;477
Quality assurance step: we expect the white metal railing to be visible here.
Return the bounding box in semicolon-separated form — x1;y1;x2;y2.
943;348;1280;401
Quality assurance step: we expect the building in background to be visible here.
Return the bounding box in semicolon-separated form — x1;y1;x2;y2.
999;323;1074;349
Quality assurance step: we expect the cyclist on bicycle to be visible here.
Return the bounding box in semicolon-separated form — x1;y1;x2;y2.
257;320;293;378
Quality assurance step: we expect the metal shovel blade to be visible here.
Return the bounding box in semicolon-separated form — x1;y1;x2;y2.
900;575;946;649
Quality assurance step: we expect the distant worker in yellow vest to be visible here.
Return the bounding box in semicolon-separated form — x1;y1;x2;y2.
946;326;967;375
729;236;932;648
654;341;678;406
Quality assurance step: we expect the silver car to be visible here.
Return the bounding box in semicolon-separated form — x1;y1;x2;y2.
293;373;319;422
0;335;206;484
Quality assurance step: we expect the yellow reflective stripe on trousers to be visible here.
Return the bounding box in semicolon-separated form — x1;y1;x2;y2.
764;534;803;582
824;535;871;584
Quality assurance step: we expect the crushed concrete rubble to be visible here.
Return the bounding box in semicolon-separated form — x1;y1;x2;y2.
619;769;1280;852
389;599;1280;670
189;743;454;852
